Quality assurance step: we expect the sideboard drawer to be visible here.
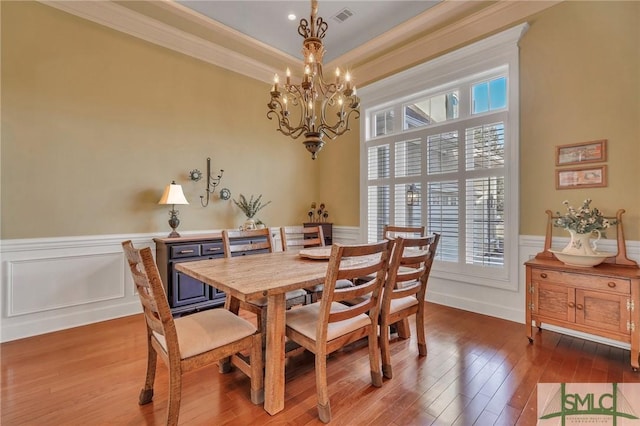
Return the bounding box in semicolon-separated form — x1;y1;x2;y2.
532;268;630;295
201;242;224;257
171;244;201;259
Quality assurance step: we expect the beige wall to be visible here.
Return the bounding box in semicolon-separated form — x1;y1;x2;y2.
2;1;638;240
1;2;325;239
519;1;639;240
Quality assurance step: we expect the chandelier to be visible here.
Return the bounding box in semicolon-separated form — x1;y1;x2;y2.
267;0;360;160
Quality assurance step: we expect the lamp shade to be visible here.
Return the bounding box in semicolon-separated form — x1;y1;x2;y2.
158;181;189;205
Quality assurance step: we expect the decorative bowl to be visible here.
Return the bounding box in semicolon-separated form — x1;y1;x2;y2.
549;249;614;267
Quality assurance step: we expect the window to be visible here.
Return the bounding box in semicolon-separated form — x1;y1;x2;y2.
359;25;525;289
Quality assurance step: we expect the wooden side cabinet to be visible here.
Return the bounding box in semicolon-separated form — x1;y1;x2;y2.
154;234;225;316
527;208;640;370
525;259;640;370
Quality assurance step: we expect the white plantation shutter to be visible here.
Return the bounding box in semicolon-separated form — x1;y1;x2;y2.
465;177;504;266
367;144;390;242
427;181;459;262
427;132;458;175
368;185;389;242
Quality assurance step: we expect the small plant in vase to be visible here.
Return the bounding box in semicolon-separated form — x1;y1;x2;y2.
233;194;271;230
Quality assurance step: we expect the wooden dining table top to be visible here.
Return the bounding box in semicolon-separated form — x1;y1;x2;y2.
174;250;330;301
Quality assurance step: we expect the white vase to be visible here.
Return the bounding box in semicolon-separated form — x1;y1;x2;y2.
242;218;256;231
562;229;601;256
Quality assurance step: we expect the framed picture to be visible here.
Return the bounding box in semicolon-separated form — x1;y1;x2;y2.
556;165;607;190
556;139;607;166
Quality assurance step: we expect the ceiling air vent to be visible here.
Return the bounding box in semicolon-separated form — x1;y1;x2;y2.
332;8;354;23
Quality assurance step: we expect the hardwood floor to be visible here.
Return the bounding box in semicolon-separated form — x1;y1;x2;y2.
2;302;639;425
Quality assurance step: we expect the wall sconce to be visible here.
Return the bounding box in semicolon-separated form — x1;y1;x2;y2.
406;183;420;206
189;157;224;207
158;181;189;238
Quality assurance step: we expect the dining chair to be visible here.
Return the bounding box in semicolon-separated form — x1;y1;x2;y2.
285;240;391;423
280;225;354;303
379;234;440;379
279;225;325;250
383;224;426;240
222;228;308;340
121;241;263;426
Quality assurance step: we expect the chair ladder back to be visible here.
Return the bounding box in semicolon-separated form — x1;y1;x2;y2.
280;225;325;250
321;241;390;324
222;228;274;257
385;234;440;304
122;241;179;355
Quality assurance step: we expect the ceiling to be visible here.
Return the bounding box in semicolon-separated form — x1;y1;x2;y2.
43;0;561;86
175;1;441;63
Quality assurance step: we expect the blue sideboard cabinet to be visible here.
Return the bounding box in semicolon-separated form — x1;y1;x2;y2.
154;234;226;316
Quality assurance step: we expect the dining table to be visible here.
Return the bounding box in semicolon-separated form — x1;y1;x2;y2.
175;249;330;415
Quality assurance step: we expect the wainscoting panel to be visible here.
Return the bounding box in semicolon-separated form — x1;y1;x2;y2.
7;253;125;317
1;229;637;343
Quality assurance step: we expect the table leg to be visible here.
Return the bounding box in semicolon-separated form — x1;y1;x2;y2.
264;293;286;415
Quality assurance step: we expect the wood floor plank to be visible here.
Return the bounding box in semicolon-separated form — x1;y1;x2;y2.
2;302;640;425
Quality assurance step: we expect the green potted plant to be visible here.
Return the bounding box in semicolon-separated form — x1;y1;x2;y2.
233;194;271;230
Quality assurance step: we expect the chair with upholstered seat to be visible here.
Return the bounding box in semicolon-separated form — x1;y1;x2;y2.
121;240;263;426
222;228;308;340
379;234;439;379
285;240;391;423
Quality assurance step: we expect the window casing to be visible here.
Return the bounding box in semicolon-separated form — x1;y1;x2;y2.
359;24;526;290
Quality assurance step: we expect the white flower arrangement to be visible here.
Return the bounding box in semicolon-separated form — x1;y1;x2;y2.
554;199;614;235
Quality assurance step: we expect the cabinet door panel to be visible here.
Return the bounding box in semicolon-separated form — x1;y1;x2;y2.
172;270;210;307
535;281;574;322
576;290;629;334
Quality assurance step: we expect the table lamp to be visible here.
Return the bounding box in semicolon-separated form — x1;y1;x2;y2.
158;181;189;237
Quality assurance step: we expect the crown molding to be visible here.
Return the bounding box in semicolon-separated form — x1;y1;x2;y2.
39;0;285;83
351;0;563;87
39;0;562;87
326;0;484;71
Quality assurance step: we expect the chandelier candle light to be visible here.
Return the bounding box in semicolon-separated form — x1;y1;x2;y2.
267;0;360;160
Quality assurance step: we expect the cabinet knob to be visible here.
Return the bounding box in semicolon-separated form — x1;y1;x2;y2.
540;273;548;279
568;302;575;308
207;247;221;252
576;304;584;310
179;249;195;254
608;281;616;288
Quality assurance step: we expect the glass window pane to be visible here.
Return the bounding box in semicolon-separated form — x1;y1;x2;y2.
427;181;458;262
465;123;504;170
404;91;459;130
427;131;458;175
465;177;505;266
489;77;507;110
472;82;489;114
395;139;421;177
404;101;431;129
367;145;390;180
374;109;394;137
